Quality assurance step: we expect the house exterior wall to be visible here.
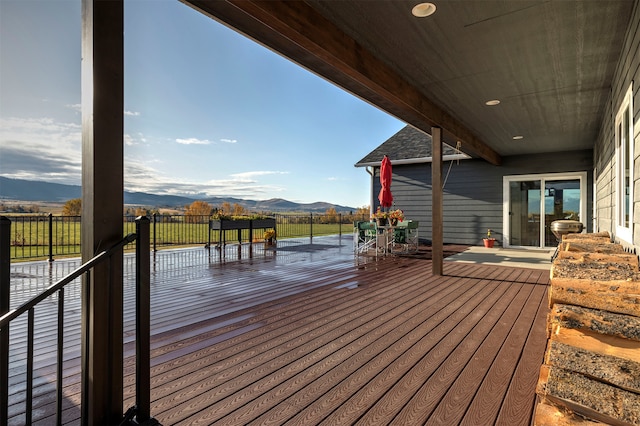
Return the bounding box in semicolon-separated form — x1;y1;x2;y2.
593;1;640;248
374;150;593;246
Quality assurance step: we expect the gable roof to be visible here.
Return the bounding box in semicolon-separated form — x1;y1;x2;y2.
354;125;469;167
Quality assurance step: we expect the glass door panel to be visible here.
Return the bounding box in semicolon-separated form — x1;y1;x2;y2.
509;180;541;246
505;173;585;248
544;179;581;247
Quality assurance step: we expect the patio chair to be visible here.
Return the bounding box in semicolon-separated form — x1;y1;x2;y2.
354;221;378;257
392;220;419;253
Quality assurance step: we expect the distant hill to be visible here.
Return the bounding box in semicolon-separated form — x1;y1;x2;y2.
0;176;81;203
0;177;357;213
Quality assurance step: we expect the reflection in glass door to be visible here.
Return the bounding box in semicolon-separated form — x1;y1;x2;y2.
509;181;541;247
505;174;585;248
543;180;581;246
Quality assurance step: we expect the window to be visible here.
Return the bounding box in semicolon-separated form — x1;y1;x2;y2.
616;84;634;241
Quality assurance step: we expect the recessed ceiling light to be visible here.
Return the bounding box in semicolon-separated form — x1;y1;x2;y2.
485;99;500;106
512;135;524;140
412;3;437;17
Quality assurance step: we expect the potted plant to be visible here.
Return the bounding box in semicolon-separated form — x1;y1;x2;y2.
264;229;276;245
388;209;404;226
483;229;496;248
371;207;388;226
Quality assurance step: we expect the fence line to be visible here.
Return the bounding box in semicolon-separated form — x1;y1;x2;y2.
5;212;369;261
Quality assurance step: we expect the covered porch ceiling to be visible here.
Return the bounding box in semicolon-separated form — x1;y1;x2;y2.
182;0;634;166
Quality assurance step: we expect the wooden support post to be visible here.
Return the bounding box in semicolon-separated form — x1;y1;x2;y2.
135;217;152;423
0;217;10;421
432;127;443;275
81;0;124;423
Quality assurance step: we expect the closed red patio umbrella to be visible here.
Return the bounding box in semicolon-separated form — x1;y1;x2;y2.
378;154;393;208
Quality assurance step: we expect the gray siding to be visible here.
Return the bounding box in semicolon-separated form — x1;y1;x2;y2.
593;1;640;247
374;150;593;245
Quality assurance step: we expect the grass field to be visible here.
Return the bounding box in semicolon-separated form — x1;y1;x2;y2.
6;214;364;261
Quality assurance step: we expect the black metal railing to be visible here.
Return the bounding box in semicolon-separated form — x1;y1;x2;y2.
7;213;369;261
0;216;154;425
6;213;81;261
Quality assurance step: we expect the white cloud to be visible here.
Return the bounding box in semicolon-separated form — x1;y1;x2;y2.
176;137;211;145
220;138;237;144
122;163;289;199
0;117;82;184
66;104;81;113
0;116;289;200
124;132;148;146
230;171;289;180
124;110;140;116
123;163;286;199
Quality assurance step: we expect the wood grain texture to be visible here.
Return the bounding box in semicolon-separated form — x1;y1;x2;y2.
548;303;640;342
534;400;608;425
549;278;640;317
545;340;640;393
8;239;550;425
554;251;638;268
558;241;626;254
562;232;611;242
538;232;640;426
537;365;640;426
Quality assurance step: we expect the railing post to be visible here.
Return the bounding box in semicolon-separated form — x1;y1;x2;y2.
0;216;11;421
135;216;153;423
339;213;342;235
310;213;313;239
48;213;54;262
152;213;157;252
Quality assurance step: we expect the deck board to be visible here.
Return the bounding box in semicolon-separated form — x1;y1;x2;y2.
6;237;550;425
355;280;517;425
424;281;545;425
247;275;478;425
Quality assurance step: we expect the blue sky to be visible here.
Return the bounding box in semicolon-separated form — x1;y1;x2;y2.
0;0;405;208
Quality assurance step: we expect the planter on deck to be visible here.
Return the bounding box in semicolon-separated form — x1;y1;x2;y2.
210;219;251;230
483;238;496;248
251;218;277;229
210;218;277;246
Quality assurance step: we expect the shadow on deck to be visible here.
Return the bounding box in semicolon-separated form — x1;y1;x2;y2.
7;236;549;425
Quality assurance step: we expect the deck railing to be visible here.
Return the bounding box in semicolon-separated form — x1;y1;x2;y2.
0;216;154;425
7;213;369;261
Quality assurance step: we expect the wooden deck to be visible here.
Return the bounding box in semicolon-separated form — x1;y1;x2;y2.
7;236;550;425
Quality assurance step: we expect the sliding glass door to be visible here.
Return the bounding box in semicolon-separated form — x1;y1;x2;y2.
504;173;587;248
508;180;541;247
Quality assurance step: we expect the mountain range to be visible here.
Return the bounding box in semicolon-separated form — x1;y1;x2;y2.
0;177;357;213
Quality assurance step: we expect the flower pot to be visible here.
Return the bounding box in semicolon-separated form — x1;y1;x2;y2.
390;218;398;226
483;238;495;248
377;218;387;226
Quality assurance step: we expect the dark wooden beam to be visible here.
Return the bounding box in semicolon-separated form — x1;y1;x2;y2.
81;0;124;423
182;0;502;165
0;217;9;421
432;127;444;275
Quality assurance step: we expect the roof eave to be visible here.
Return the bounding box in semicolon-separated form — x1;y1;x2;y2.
355;154;470;168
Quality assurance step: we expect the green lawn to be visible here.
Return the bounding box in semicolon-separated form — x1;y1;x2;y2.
8;214;366;261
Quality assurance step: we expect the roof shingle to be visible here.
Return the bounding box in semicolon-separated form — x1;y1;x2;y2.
355;125;462;167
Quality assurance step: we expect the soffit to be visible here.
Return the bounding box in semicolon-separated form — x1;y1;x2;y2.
183;0;634;160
